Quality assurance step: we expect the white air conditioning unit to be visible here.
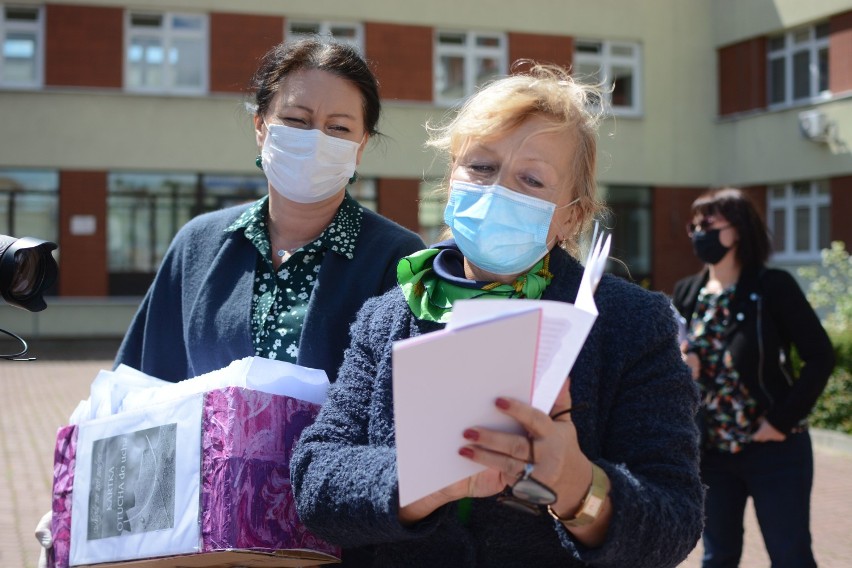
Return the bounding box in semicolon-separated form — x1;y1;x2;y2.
799;110;829;141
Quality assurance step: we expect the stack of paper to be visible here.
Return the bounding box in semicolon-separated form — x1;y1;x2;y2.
392;231;611;507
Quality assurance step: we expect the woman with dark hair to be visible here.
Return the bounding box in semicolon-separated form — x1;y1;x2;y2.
672;187;835;568
113;37;424;383
35;36;424;567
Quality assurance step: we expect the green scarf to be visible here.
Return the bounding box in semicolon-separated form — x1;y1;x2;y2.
397;248;554;323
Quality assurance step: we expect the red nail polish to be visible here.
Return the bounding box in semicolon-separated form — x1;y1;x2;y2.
458;447;474;458
463;429;479;441
495;397;510;410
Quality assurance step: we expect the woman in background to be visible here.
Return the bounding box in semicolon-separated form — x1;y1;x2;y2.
673;187;835;568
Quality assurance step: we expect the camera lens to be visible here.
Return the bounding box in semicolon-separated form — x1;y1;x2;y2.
0;235;58;312
9;247;41;297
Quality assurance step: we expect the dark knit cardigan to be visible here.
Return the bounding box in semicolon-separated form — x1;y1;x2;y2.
113;201;424;383
292;246;704;568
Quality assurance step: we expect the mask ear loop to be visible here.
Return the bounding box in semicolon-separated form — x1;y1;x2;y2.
256;119;271;170
547;197;581;249
350;132;370;185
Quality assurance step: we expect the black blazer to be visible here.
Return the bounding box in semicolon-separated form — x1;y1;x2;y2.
672;266;835;434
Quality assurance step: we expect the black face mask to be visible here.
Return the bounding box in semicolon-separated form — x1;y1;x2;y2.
691;229;730;265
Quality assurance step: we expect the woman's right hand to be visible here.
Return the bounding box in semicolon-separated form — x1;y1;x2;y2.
398;468;505;525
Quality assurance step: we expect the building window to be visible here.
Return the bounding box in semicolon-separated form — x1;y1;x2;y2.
286;20;363;52
768;22;829;107
434;30;506;105
200;174;267;213
768;180;831;261
0;169;58;243
107;172;266;295
125;11;208;94
574;40;642;116
107;173;198;281
0;4;43;88
418;180;448;246
601;185;651;284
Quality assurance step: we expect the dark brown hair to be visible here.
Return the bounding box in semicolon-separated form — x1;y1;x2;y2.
691;187;771;268
250;37;381;136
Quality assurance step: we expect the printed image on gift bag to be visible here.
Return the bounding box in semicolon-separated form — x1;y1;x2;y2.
70;394;202;566
87;424;177;540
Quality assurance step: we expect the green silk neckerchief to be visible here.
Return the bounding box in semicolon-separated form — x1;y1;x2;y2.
397;248;554;323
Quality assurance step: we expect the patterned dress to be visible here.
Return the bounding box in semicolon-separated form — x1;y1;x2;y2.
687;285;760;453
226;193;362;362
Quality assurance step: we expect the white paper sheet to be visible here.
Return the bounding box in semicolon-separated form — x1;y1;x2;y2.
575;227;611;311
392;309;541;507
70;393;203;566
449;299;596;413
446;230;610;413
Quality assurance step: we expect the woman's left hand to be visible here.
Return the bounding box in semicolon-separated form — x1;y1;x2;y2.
751;419;786;442
399;380;612;545
399;380;599;531
457;379;594;516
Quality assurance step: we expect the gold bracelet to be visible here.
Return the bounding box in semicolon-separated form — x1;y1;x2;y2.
547;463;608;527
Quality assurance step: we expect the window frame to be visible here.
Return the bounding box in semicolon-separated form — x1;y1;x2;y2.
286;20;364;53
124;10;209;95
767;22;830;109
767;180;831;262
433;29;507;106
0;3;44;89
107;171;200;277
601;185;652;281
106;171;269;295
0;168;59;247
573;38;643;117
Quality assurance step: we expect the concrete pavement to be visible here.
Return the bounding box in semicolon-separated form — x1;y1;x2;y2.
2;339;851;567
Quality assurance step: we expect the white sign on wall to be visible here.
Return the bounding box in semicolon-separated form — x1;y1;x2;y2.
69;215;97;236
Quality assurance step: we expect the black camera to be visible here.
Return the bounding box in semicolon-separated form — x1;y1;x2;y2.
0;234;58;312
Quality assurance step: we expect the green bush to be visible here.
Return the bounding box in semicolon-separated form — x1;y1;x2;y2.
798;242;852;435
811;368;852;435
798;241;852;338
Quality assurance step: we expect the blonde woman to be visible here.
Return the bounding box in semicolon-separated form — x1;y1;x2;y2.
292;65;704;567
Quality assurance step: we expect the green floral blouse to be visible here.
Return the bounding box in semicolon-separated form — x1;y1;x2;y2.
687;285;759;453
226;193;362;363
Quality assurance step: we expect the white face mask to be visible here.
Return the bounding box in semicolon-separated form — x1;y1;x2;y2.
260;123;361;203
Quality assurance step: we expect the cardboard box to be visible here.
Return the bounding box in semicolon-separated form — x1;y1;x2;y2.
51;387;339;567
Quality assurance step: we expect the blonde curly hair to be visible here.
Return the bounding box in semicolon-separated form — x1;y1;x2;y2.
427;63;606;257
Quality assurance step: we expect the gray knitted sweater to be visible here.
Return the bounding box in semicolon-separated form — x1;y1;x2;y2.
292;246;704;567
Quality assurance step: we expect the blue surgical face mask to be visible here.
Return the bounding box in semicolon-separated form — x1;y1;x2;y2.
444;181;576;276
